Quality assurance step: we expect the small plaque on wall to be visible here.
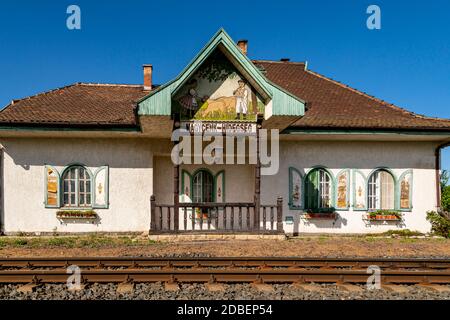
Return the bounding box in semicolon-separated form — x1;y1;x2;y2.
285;216;294;225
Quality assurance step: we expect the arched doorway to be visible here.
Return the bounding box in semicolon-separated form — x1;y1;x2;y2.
192;169;214;203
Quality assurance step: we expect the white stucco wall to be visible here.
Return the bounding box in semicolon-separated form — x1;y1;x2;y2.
0;137;440;234
154;156;255;203
261;140;439;234
1;138;158;233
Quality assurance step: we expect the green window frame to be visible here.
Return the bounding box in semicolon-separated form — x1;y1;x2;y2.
192;169;215;203
367;168;397;211
304;167;335;212
60;165;94;208
181;168;226;203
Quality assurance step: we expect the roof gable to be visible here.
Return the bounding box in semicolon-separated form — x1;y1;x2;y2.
138;29;305;121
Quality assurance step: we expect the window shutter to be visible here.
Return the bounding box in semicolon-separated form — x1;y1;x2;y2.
305;170;319;210
289;167;303;209
214;171;225;202
399;170;413;211
45;165;60;208
353;170;367;211
336;170;350;210
93;166;109;209
180;170;192;202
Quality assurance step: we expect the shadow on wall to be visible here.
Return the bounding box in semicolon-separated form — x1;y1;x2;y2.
2;138;173;169
281;140;438;170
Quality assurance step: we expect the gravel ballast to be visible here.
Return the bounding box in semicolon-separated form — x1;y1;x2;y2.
1;283;449;300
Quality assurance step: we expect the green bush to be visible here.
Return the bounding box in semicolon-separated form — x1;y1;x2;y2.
382;229;424;237
426;211;450;238
13;239;28;246
441;185;450;212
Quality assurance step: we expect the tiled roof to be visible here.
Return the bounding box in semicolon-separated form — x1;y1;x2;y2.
254;60;450;131
1;61;449;131
0;83;148;127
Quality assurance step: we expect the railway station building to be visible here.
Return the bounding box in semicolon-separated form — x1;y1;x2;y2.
0;29;449;235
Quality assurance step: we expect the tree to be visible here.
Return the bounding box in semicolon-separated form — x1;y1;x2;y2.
441;169;449;191
442;185;450;212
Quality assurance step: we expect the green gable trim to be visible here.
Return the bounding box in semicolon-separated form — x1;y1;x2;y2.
138;28;305;118
268;82;306;116
170;28;272;100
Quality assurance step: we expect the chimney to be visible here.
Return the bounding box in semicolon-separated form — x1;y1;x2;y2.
237;40;248;55
143;64;153;90
280;58;290;62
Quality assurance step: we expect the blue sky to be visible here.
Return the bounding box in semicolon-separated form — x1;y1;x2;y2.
0;0;449;170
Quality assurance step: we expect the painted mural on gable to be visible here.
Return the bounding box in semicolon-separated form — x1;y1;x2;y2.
174;50;264;121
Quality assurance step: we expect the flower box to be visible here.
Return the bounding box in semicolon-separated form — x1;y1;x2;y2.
304;213;337;220
367;212;401;221
56;210;97;220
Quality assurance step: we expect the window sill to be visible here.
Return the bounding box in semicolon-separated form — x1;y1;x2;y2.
57;215;97;220
56;209;97;220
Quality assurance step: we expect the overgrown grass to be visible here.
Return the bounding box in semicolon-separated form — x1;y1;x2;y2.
0;235;158;249
380;229;424;237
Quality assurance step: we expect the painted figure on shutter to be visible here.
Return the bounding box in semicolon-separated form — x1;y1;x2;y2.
337;173;347;208
46;167;58;206
400;176;410;209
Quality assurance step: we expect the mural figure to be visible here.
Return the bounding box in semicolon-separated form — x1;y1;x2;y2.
290;169;302;208
400;176;410;208
46;167;58;206
178;79;203;118
292;184;300;203
233;80;248;120
337;173;347;208
174;52;264;121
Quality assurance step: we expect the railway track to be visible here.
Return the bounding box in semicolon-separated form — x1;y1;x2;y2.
0;257;449;286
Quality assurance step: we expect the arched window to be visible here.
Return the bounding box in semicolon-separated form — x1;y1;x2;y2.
305;168;333;210
62;166;92;207
368;169;395;210
192;170;214;203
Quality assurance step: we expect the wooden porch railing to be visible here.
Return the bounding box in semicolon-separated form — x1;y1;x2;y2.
150;195;283;234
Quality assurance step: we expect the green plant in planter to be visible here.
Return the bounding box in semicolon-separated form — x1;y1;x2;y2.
369;211;377;219
368;210;401;220
56;210;97;219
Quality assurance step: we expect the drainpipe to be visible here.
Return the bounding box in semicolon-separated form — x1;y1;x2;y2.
435;141;450;212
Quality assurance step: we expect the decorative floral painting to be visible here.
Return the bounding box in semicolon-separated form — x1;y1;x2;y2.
400;172;412;209
290;168;302;208
354;171;366;209
336;171;348;209
46;167;58;206
174;50;264;121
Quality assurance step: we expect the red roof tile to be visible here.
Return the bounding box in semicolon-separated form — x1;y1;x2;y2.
0;83;148;127
254;60;450;131
1;61;449;131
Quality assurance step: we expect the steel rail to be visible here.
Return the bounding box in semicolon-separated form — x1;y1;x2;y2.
0;257;449;270
0;268;449;285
